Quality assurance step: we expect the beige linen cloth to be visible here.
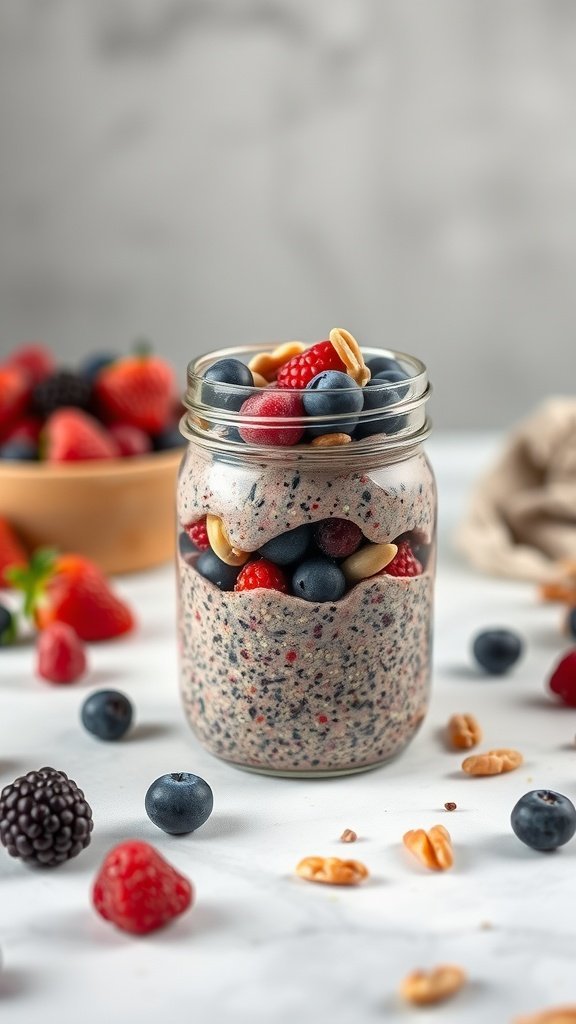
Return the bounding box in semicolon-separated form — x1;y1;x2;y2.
456;398;576;582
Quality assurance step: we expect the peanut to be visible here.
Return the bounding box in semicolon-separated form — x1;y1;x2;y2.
248;341;305;380
462;748;523;776
447;712;482;750
341;543;397;583
251;371;269;388
310;433;353;447
329;328;371;387
339;829;357;843
403;825;453;871
295;856;368;886
400;965;467;1006
514;1009;576;1024
205;514;250;567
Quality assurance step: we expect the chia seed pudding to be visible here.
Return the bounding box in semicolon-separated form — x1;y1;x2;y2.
177;338;436;776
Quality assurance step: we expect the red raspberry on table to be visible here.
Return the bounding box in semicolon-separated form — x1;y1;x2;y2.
238;391;304;447
276;340;346;389
549;650;576;707
234;558;288;593
186;517;210;551
36;622;87;684
92;840;193;935
384;540;423;577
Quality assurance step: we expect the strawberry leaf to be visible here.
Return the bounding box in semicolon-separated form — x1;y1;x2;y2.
6;547;58;619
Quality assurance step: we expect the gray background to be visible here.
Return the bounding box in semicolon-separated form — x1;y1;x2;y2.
1;0;575;428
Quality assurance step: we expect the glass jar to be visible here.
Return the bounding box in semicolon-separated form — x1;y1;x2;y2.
177;342;435;777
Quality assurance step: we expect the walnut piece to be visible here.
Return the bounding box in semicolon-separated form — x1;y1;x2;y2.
296;856;368;886
400;964;467;1005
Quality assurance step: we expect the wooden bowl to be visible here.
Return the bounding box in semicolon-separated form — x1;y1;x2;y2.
0;451;183;575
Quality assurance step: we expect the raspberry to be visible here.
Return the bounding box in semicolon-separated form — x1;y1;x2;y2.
384;540;422;577
36;622;87;684
238;391;304;447
549;650;576;707
314;518;363;558
92;840;193;935
234;558;288;593
276;340;346;389
186;517;210;551
0;767;93;866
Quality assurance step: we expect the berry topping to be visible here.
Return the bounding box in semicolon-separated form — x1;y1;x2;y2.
108;423;152;457
44;408;120;462
303;370;363;438
472;628;523;676
32;370;92;417
2;415;43;446
355;381;405;439
511;790;576;851
0;767;93;866
373;368;410;398
145;772;214;835
276;340;346;389
152;425;185;450
80;352;116;382
234;558;288;593
259;524;312;565
186;517;210;551
0;604;16;646
36;622;87;684
365;355;404;376
549;650;576;706
195;550;241;590
7;343;55;386
567;607;576;639
95;352;175;434
92;840;193;935
314;518;363;559
81;690;134;741
383;540;423;577
238;390;304;447
291;557;346;603
0;518;28;588
201;358;255;413
178;531;196;561
0;366;31;436
0;438;38;461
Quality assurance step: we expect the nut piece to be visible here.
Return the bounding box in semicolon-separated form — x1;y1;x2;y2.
329;328;371;387
514;1008;576;1024
310;432;353;448
400;965;467;1006
340;828;357;843
251;371;269;388
342;542;398;583
444;802;457;812
248;341;305;380
447;712;482;750
205;514;250;567
403;825;453;871
295;856;368;886
462;748;523;776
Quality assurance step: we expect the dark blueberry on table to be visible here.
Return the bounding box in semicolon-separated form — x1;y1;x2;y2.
0;767;93;866
145;772;213;835
303;370;363;438
32;370;93;416
567;608;576;639
373;368;410;399
291;556;346;603
0;439;38;461
511;790;576;851
472;628;523;675
81;690;134;741
80;353;116;382
314;518;363;559
355;382;405;440
259;524;312;565
201;358;254;413
152;425;185;450
366;355;404;376
195;550;241;591
0;604;16;646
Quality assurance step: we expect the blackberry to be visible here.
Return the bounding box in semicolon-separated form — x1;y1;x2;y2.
0;767;93;866
32;371;93;416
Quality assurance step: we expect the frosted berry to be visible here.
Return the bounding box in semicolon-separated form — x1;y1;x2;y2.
195;550;240;591
276;340;345;389
235;558;288;593
549;650;576;707
36;623;87;684
201;358;254;413
511;790;576;851
238;390;304;447
145;772;213;835
314;518;363;559
81;690;134;741
92;840;193;935
384;540;422;578
0;767;93;866
365;355;403;376
472;629;523;676
259;525;312;565
291;557;346;603
303;370;363;438
186;517;210;551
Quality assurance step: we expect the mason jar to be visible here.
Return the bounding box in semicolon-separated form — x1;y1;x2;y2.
176;340;435;777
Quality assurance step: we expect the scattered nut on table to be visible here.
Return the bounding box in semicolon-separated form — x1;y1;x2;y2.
402;825;453;871
447;712;482;750
400;964;467;1006
295;856;368;885
339;828;357;843
462;748;523;776
514;1007;576;1023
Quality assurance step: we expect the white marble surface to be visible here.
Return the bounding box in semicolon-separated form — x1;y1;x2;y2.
1;433;576;1023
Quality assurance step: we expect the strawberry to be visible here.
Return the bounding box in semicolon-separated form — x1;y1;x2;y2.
234;558;288;593
92;840;193;935
0;365;31;438
44;408;120;462
276;340;346;389
185;517;210;551
7;343;55;386
108;423;152;457
8;549;135;641
36;622;87;684
3;415;43;446
384;540;423;578
95;352;175;434
0;518;28;588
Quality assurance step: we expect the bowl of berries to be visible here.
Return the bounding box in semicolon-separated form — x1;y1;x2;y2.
0;343;184;574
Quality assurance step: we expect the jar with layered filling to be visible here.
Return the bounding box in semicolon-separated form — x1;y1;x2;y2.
177;332;435;777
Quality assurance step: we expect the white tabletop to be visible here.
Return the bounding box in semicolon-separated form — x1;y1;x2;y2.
1;433;575;1024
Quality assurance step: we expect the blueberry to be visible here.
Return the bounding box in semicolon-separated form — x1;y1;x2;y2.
152;426;185;450
303;371;363;438
201;358;254;413
472;628;523;675
366;355;404;376
259;525;312;565
373;369;410;399
511;790;576;851
145;772;213;835
80;353;116;382
567;608;576;638
0;605;15;646
81;690;134;741
0;440;37;461
355;382;405;439
178;531;197;559
291;557;346;603
195;550;241;590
